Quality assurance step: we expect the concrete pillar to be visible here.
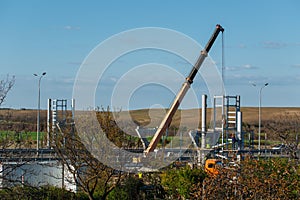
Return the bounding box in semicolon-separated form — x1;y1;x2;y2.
201;94;207;149
47;99;51;148
237;111;242;150
201;94;207;165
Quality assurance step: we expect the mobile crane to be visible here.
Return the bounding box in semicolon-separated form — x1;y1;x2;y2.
144;24;224;155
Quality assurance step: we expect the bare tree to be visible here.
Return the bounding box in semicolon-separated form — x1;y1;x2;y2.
53;108;130;200
0;75;15;107
265;113;300;160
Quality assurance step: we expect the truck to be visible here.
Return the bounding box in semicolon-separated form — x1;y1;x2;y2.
204;159;222;176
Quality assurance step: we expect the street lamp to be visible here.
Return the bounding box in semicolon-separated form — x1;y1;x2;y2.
34;72;46;153
252;82;269;152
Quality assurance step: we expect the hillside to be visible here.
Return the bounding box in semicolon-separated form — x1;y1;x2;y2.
1;107;300;132
128;107;300;127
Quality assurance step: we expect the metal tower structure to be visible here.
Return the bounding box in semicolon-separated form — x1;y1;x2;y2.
51;99;67;132
47;99;75;148
213;95;243;150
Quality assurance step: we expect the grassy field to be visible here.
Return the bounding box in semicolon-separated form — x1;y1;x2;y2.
1;107;300;126
1;107;300;133
0;130;46;141
0;107;299;148
127;107;300;126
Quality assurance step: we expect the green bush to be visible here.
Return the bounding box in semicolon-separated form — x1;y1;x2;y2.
0;186;76;200
161;166;206;199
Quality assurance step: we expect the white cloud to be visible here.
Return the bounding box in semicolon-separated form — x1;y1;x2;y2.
242;64;258;70
64;25;80;30
225;64;258;71
262;41;287;49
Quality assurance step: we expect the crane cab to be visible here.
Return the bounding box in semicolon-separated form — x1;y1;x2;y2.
205;159;222;176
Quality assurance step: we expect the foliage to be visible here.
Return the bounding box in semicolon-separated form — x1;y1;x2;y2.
0;158;299;199
0;186;76;200
107;173;165;200
161;166;206;199
201;157;300;200
265;113;300;160
107;176;143;200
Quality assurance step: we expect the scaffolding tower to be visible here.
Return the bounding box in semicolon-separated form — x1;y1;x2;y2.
213;95;243;150
47;99;75;148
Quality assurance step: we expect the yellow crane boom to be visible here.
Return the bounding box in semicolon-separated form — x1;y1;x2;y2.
144;24;224;155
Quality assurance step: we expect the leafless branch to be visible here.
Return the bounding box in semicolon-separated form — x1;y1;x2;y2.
0;75;15;107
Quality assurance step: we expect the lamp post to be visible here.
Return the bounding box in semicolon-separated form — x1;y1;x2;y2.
34;72;46;153
252;82;269;152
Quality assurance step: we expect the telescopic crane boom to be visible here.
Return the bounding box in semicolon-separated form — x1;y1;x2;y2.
144;24;224;155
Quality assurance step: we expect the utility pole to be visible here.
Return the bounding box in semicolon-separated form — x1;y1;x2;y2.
34;72;46;153
252;82;269;152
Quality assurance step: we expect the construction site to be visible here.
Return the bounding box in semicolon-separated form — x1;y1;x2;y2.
0;24;299;199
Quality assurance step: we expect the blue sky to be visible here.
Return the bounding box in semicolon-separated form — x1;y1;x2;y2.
0;0;300;109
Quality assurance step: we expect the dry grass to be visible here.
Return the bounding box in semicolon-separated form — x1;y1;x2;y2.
1;107;300;131
241;107;300;123
128;107;300;126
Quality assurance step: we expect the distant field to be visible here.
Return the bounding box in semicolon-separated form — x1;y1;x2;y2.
1;107;300;131
0;107;299;148
127;107;300;126
0;130;45;140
